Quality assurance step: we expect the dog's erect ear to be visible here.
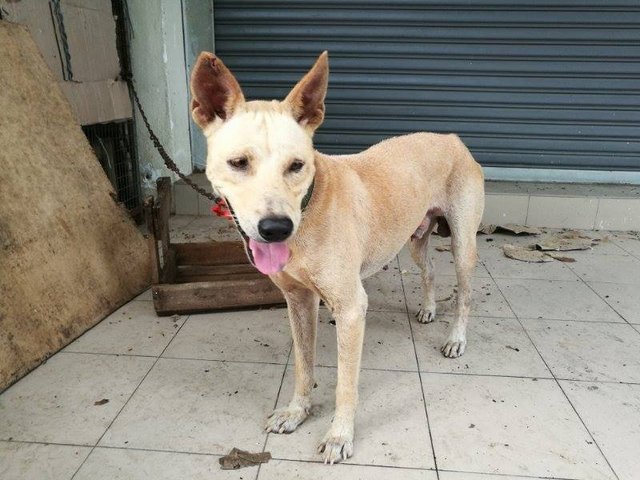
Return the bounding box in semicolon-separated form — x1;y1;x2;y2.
284;51;329;133
190;52;245;129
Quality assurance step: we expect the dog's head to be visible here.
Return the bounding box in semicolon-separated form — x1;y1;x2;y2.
189;52;328;274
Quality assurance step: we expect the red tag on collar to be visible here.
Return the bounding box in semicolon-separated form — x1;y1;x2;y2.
211;199;232;220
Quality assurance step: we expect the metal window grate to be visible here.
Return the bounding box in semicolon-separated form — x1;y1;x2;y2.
83;121;141;212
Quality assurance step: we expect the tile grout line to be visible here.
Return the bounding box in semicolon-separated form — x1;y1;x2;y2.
611;237;640;261
0;437;594;479
439;466;584;480
256;342;293;480
524;192;532;225
562;247;640;337
69;313;193;480
565;261;639;332
52;351;640;386
396;254;441;480
592;198;601;231
486;268;621;480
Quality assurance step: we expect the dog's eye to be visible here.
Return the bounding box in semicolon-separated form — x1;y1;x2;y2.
227;156;248;171
288;159;304;173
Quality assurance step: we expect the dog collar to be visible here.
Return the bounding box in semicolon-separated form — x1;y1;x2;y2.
301;178;315;211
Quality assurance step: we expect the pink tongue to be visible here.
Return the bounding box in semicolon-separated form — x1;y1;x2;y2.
248;239;290;275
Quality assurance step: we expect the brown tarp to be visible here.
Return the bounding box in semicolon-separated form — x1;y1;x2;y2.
0;21;150;390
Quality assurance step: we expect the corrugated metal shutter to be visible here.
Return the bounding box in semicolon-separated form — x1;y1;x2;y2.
213;0;640;171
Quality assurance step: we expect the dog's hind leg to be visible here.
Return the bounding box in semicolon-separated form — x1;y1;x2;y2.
409;218;437;323
442;200;482;358
266;282;319;433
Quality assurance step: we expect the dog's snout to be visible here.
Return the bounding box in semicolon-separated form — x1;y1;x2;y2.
258;216;293;242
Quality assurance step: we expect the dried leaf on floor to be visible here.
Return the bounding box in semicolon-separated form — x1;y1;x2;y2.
219;448;271;470
502;244;553;263
536;230;598;251
94;399;109;406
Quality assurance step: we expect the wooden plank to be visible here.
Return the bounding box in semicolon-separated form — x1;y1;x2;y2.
152;278;285;316
154;177;172;260
174;241;249;266
177;263;258;277
147;234;161;284
176;272;264;284
176;273;264;284
175;263;261;284
144;197;161;284
161;246;177;284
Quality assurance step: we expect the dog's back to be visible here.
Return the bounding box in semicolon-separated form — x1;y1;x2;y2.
303;132;484;276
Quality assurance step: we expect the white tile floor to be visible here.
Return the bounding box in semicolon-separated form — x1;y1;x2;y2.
2;220;640;480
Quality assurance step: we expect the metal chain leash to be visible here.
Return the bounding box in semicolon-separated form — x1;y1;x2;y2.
50;0;74;81
126;77;221;203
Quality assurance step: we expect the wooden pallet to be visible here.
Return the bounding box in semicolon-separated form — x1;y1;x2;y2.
145;178;285;316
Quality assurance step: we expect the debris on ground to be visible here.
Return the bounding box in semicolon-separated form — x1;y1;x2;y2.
478;224;497;235
435;245;451;252
478;223;542;236
545;252;576;263
497;224;543;235
219;448;271;470
497;229;601;262
535;230;598;251
502;244;553;263
93;399;109;406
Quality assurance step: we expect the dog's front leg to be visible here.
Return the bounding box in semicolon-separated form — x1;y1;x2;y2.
266;285;319;433
318;283;367;464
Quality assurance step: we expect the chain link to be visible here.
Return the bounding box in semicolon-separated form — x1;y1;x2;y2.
51;0;74;81
126;77;220;203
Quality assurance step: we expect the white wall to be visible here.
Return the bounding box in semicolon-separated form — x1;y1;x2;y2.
127;0;192;195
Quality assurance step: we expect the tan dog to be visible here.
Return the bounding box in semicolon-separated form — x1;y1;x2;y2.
190;51;484;464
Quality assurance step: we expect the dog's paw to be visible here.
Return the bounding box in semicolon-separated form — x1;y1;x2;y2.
265;405;309;434
318;429;354;465
416;305;436;324
441;337;467;358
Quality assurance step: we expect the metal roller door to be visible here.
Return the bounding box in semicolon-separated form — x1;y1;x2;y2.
213;0;640;171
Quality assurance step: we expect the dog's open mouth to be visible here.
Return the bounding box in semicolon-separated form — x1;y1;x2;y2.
248;239;290;275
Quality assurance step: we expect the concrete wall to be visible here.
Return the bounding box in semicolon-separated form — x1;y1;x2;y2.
128;0;192;195
182;1;215;170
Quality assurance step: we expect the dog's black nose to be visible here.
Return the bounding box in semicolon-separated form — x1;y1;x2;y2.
258;216;293;242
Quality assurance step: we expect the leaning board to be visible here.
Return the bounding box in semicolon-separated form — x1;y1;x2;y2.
0;21;150;390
